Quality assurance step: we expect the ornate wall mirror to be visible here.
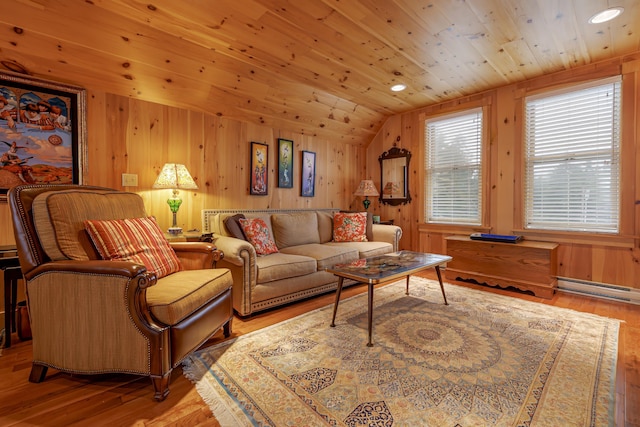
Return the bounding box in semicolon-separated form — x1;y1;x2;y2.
379;146;411;206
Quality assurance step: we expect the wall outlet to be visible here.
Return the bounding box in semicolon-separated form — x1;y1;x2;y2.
122;173;138;187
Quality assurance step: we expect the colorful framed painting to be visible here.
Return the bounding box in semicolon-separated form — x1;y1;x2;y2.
301;150;316;197
0;71;86;201
277;138;293;188
250;141;269;195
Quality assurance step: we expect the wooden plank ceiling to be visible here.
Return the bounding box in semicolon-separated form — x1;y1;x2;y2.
1;0;639;146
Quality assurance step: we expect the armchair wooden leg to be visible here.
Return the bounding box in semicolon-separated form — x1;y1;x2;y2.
29;363;48;383
151;371;171;401
223;317;233;338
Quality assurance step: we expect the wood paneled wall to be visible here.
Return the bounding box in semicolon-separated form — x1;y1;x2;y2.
3;52;640;293
0;91;366;245
367;52;640;290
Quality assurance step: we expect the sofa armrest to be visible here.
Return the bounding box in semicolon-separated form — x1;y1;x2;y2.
212;235;257;316
213;236;256;266
372;224;403;251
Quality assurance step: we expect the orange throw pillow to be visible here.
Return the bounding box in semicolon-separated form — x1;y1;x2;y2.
333;212;368;242
84;216;182;279
239;217;279;255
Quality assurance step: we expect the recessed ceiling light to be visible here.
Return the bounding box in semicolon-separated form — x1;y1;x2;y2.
588;7;624;24
390;84;406;92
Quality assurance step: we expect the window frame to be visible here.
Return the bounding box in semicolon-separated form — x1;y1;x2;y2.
520;76;623;235
423;105;490;227
513;72;635;246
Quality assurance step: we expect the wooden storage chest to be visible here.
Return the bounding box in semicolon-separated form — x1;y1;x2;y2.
444;235;558;298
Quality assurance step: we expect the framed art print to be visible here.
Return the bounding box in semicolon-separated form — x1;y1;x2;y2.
301;150;316;197
250;141;268;195
0;71;87;201
277;138;293;188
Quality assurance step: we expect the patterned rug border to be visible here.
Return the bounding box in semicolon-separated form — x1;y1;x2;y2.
183;277;620;426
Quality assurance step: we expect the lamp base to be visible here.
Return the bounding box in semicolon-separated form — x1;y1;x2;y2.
167;226;183;235
363;197;371;210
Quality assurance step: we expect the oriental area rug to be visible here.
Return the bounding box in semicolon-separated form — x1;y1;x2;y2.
182;277;619;426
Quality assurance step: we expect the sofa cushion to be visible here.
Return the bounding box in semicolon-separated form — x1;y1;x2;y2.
240;217;279;255
205;212;229;236
333;212;368;242
85;216;182;279
32;189;147;261
271;212;320;249
280;243;358;270
223;213;247;240
146;268;232;325
317;211;334;243
324;241;393;259
255;252;317;284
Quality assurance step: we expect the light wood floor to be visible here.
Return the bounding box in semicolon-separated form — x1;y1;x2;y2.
0;272;638;427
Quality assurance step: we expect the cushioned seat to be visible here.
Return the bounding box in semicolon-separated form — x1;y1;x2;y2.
280;243;359;270
146;269;233;325
324;241;393;259
255;252;317;284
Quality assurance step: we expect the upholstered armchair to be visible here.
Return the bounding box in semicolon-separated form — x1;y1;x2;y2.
8;184;234;401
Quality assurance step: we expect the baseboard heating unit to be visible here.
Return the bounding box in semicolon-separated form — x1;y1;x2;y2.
558;277;640;305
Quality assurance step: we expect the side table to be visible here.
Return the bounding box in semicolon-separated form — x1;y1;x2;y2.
1;245;22;348
165;231;210;242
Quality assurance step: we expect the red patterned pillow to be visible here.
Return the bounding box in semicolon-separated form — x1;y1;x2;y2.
333;212;368;242
239;217;279;255
84;216;182;279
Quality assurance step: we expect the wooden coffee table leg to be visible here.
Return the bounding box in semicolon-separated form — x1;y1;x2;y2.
367;283;374;347
405;275;410;295
435;265;448;305
330;277;345;327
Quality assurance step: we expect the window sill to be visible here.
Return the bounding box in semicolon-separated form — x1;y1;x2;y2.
512;229;635;248
417;223;491;234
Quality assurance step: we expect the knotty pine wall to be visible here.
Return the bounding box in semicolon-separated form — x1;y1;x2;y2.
0;91;366;245
367;53;640;290
2;53;640;297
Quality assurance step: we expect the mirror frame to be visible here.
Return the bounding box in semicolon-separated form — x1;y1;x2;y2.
378;146;411;206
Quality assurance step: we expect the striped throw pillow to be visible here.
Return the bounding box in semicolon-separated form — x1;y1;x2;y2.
84;216;182;279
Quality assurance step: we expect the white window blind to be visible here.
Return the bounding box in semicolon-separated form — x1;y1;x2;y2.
425;109;482;225
524;78;621;233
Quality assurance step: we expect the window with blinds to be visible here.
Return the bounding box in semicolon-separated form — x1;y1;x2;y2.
524;77;621;233
425;109;483;225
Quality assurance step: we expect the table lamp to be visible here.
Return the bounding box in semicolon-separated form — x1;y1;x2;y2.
153;163;198;234
353;179;379;210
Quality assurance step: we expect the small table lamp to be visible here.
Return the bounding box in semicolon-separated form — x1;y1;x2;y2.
353;179;380;210
153;163;198;234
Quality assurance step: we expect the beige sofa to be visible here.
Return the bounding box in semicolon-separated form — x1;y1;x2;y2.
202;209;402;316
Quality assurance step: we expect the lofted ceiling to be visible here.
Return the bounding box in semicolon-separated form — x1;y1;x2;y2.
1;0;639;146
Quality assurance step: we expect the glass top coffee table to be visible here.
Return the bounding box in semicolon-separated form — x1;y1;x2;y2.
327;250;452;347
